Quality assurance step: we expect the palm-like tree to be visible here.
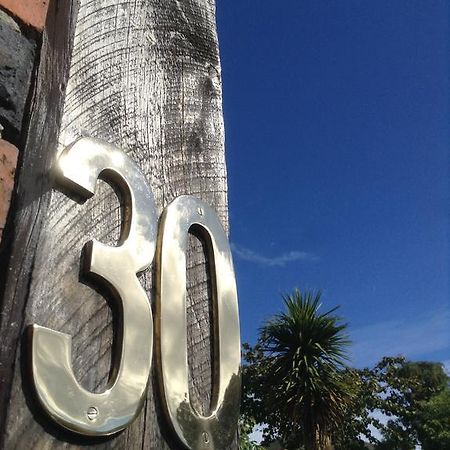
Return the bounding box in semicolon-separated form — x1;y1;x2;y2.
258;289;353;450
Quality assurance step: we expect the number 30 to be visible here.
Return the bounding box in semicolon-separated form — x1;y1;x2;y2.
30;138;241;449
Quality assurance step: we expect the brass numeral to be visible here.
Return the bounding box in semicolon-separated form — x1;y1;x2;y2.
156;196;241;450
31;138;157;435
30;139;241;446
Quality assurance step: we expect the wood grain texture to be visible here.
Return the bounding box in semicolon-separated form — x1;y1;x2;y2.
0;0;235;448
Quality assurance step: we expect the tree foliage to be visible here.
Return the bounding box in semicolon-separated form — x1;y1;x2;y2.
372;357;450;449
331;367;381;449
242;289;353;449
239;415;266;450
417;388;450;449
241;291;450;450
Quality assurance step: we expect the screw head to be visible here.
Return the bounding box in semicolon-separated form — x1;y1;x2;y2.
87;406;99;421
202;431;209;444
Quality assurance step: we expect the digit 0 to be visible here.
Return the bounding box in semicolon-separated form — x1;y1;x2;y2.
156;195;241;449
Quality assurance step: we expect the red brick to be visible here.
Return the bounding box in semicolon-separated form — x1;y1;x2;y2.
0;139;18;243
0;0;49;31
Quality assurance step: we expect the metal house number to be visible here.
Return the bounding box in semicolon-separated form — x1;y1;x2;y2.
29;138;241;449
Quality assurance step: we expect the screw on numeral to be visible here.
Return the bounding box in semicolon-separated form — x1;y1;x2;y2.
87;406;99;421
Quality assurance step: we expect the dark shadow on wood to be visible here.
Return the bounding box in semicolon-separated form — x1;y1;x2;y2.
187;226;216;416
78;244;123;389
0;0;74;436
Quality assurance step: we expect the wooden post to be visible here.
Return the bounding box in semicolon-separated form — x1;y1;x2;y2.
0;0;234;448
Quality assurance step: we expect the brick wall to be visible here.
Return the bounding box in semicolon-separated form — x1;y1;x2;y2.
0;1;49;246
0;139;17;241
0;0;49;31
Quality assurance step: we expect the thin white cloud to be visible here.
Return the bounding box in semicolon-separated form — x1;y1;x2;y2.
350;308;450;367
231;243;319;267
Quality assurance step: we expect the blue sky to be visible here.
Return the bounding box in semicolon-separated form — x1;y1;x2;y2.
216;1;449;368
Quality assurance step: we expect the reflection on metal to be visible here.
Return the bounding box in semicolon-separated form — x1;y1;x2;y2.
156;196;241;450
29;139;241;442
31;137;157;436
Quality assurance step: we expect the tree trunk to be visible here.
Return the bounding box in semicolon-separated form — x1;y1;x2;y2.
0;0;233;448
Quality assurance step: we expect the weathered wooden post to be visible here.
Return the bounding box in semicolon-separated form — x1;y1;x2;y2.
0;0;239;448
